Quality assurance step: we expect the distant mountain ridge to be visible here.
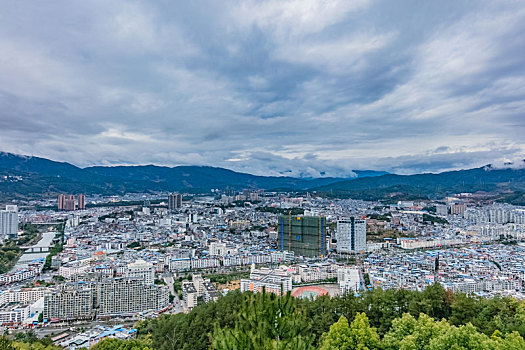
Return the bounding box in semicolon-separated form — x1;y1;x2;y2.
316;165;525;191
0;152;523;205
0;152;382;199
313;163;525;204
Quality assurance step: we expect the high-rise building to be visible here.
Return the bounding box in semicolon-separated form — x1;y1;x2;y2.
435;204;448;216
450;203;467;215
336;218;366;254
278;215;326;258
125;259;154;285
65;195;76;211
182;281;197;309
44;283;94;321
58;194;66;210
58;194;78;211
77;194;85;210
43;278;169;320
0;205;18;240
96;278;169;316
168;193;182;212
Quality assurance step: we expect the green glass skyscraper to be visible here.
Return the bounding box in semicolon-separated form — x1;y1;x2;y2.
278;215;326;258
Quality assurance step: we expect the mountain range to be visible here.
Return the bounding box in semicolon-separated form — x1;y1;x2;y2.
316;164;525;204
0;152;383;199
0;152;524;204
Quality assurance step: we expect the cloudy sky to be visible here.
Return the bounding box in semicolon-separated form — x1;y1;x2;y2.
0;1;524;177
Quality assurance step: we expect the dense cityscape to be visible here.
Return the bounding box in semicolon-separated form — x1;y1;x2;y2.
0;189;524;347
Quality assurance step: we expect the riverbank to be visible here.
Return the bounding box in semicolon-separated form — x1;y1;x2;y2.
0;229;41;274
9;231;58;272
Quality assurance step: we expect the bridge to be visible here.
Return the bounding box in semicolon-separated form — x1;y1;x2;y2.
20;246;51;253
25;222;63;226
20;231;58;254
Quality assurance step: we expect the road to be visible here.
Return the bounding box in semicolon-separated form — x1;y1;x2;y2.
163;275;184;314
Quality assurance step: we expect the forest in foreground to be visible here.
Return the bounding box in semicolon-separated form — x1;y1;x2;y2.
97;284;525;349
3;283;525;349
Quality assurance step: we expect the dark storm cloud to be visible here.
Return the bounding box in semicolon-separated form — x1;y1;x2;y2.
0;0;523;176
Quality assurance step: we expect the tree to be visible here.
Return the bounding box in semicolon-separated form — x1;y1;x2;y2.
0;337;14;350
320;316;352;350
319;316;353;350
212;291;315;350
348;313;381;350
299;294;340;344
497;331;525;350
91;338;151;350
320;313;381;350
427;323;494;350
144;290;246;350
109;286;525;349
12;342;61;350
52;275;65;282
449;293;478;326
383;313;450;350
419;283;452;320
127;242;141;249
14;331;38;343
509;302;525;337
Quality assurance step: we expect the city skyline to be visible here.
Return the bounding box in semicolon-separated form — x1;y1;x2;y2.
1;1;524;177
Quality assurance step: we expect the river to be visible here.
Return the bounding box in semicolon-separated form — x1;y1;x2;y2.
10;231;57;272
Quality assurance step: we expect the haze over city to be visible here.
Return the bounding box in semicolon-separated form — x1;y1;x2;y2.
1;1;524;177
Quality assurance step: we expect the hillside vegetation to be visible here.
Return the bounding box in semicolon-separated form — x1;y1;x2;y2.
89;284;525;349
1;152;524;204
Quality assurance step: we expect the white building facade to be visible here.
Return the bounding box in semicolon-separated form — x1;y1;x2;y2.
0;205;18;240
336;218;366;253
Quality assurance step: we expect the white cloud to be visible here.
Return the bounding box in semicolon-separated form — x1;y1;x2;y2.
232;0;370;39
274;31;395;72
0;0;523;176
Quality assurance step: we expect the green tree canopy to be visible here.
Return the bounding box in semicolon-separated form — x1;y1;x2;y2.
212;291;315;350
91;338;151;350
320;313;381;350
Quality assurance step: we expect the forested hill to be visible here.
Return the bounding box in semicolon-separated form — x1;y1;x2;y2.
77;285;525;349
1;152;524;204
314;165;525;204
0;152;386;199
